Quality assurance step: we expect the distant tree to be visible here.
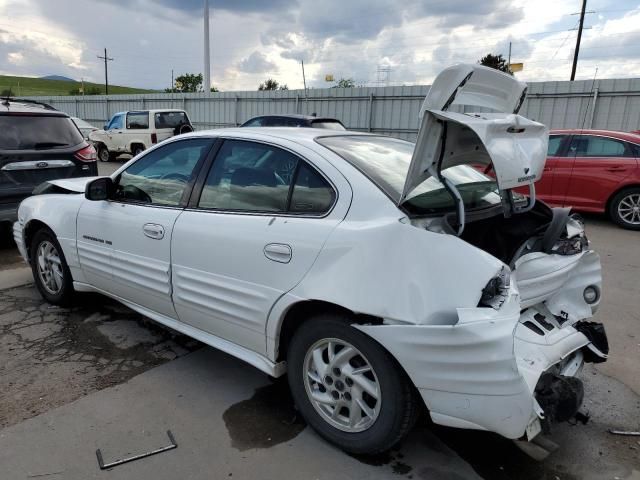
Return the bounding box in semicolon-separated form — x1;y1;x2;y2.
258;78;287;91
210;86;219;92
1;88;13;97
174;73;203;93
478;53;512;75
333;78;356;88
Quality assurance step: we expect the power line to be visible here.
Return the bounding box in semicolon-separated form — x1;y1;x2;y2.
97;48;114;95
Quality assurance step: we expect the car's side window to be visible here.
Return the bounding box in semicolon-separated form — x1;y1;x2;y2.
107;114;123;130
197;140;335;215
198;140;297;212
289;162;336;213
547;135;564;156
114;138;212;206
126;112;149;130
568;135;630;157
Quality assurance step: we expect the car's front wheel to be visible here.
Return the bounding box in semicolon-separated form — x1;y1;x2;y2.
30;229;74;305
97;144;110;162
609;187;640;230
287;315;418;454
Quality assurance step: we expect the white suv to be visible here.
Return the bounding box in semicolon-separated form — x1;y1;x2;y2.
90;109;193;162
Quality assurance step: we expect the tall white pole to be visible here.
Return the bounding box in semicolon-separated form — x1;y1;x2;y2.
203;0;211;92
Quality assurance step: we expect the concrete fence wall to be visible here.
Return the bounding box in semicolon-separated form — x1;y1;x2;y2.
25;77;640;142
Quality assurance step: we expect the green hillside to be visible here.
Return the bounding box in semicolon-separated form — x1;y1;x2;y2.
0;75;156;97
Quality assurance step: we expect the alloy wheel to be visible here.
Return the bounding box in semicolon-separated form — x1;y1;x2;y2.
36;240;64;295
617;193;640;225
303;338;381;433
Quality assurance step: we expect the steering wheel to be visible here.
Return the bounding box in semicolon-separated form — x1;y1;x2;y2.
161;172;189;182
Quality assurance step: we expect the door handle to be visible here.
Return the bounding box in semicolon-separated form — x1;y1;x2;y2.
264;243;292;263
143;223;165;240
605;166;626;172
543;167;552;172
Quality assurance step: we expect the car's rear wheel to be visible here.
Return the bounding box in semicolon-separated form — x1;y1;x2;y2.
97;144;110;162
30;229;74;305
609;187;640;230
132;144;145;156
287;315;418;454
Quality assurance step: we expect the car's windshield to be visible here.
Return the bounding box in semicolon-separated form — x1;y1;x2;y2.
317;135;501;215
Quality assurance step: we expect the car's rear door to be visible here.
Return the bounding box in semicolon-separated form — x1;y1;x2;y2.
560;134;638;211
76;137;214;317
0;113;94;208
170;137;351;354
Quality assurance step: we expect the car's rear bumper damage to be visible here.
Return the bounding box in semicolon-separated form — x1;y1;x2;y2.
355;249;608;441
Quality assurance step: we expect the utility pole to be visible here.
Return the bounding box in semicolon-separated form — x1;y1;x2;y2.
97;48;114;95
171;69;174;93
203;0;211;92
571;0;587;81
301;60;308;114
508;42;512;72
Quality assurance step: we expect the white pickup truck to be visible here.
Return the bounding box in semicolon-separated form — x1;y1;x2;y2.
90;109;193;162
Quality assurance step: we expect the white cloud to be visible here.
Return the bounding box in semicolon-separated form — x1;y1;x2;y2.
0;0;639;90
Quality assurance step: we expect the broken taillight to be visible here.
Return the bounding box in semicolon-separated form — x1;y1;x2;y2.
74;144;97;162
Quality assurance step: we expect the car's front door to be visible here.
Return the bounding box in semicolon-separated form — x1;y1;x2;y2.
559;134;638;211
76;137;214;317
171;138;351;354
104;114;125;152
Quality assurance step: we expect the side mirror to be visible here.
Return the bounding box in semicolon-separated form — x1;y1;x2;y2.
85;177;113;201
103;124;108;130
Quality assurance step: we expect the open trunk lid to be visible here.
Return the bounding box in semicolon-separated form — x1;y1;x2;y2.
399;64;548;206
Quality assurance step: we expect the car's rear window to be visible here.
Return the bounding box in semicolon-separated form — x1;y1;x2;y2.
154;111;189;129
311;120;345;130
0;115;84;150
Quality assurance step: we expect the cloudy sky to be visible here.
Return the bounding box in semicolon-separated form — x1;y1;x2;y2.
1;0;639;91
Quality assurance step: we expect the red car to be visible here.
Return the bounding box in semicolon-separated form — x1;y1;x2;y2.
534;129;640;230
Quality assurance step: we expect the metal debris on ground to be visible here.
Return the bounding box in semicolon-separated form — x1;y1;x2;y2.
608;430;640;436
96;430;178;470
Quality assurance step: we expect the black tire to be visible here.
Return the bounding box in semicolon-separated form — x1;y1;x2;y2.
97;144;110;162
29;229;75;305
287;315;418;454
608;187;640;230
131;144;145;157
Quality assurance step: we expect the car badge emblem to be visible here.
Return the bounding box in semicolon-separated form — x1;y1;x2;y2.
36;162;49;168
524;167;530;174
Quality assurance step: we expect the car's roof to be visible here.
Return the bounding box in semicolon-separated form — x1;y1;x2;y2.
189;127;374;143
246;114;342;122
114;109;187;115
551;128;640;143
0;99;66;115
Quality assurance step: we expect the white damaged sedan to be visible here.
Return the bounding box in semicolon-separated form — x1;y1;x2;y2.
14;64;608;454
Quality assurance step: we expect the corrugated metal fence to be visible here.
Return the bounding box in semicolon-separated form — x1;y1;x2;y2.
25;77;640;142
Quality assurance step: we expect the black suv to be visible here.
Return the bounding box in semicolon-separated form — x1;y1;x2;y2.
241;114;346;130
0;99;97;224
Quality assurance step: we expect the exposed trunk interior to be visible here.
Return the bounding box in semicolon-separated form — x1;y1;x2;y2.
457;202;554;265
